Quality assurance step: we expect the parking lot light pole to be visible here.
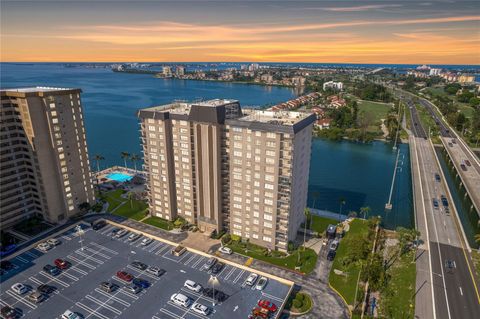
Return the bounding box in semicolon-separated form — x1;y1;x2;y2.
76;225;85;251
208;275;219;307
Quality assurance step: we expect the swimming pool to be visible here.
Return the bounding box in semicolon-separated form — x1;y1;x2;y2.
106;172;133;182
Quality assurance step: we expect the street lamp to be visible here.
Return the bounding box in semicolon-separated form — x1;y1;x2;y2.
208;275;219;307
76;225;85;251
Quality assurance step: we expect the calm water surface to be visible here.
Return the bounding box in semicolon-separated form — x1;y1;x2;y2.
1;63;413;228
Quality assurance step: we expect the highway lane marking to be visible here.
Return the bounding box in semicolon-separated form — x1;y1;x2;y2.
459;287;463;296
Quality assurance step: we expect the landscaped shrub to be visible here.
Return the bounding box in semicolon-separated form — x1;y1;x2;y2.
221;234;232;244
292;299;303;309
288;241;295;253
230;234;241;242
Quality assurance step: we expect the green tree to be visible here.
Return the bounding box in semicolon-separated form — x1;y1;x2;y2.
469;97;480;107
130;154;141;172
360;206;371;219
396;227;420;254
94;154;105;173
121;152;130;168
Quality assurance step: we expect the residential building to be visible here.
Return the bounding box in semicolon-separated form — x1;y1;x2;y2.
138;99;315;251
429;68;442;76
323;81;343;91
163;66;172;77
176;66;186;77
0;87;95;227
458;74;475;84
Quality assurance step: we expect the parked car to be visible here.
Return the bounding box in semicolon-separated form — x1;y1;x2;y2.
258;300;278;312
116;271;133;282
211;262;225;275
218;246;232;255
434;173;441;182
115;229;129;238
184;280;202;293
327;250;336;261
0;260;15;271
202;288;228;302
329;239;339;252
147;266;165;277
245;273;258;286
37;242;52;252
141;238;153;246
191;302;211;316
11;283;28;295
27;291;45;303
61;310;81;319
127;233;141;242
0;306;16;319
201;257;217;271
432;198;439;209
124;284;142;294
465;160;471;167
132;278;150;288
46;238;61;246
440;195;449;207
448;142;453;147
170;293;191;307
92;220;107;230
54;259;69;270
131;261;148;271
37;284;56;295
43;264;60;276
171;245;187;256
255;277;268;290
99;282;118;293
110;228;121;235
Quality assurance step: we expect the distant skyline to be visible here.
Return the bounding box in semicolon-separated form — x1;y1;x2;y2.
1;1;479;64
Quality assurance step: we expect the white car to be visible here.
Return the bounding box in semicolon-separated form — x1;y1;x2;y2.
128;233;141;241
62;310;81;319
218;246;232;255
170;293;191;308
184;280;202;293
47;238;61;246
255;276;268;290
141;237;153;246
37;242;52;252
191;302;211;316
245;273;258;286
11;283;28;295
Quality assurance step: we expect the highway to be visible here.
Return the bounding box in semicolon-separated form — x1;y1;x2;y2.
404;96;480;319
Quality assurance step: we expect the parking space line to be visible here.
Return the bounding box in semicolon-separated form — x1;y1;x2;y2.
85;295;122;315
39;271;70;287
159;308;181;319
117;289;140;300
224;266;237;281
94;289;131;307
69;266;89;276
16;256;29;263
76;302;110;319
261;291;284;303
191;256;205;269
125;265;159;281
216;264;229;277
61;235;72;241
183;254;197;266
25;251;39;259
75;251;104;264
29;276;44;285
60;271;79;281
156;244;170;255
89;242;119;255
6;291;37;309
233;269;245;284
67;255;96;270
147;242;161;252
166;301;191;314
84;247;111;259
177;252;192;263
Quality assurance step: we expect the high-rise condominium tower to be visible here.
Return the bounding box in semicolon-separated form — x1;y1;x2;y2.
138;99;314;251
0;87;95;227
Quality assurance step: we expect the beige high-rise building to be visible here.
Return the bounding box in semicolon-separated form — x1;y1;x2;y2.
0;87;95;227
139;99;315;251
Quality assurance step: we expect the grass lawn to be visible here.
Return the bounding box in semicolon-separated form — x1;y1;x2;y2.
471;250;480;280
113;199;148;221
329;219;370;306
306;215;338;234
143;216;174;230
457;103;475;119
227;241;318;274
380;250;416;318
358;100;393;122
103;189;127;212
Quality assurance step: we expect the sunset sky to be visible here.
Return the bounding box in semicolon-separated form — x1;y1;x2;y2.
1;0;479;64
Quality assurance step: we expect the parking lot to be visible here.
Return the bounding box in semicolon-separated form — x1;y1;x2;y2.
0;222;292;319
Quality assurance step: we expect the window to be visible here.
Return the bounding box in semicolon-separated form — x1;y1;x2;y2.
267;132;276;139
266;150;276;157
233;224;242;229
148;125;156;131
252;233;259;239
265;183;274;190
233;150;242;157
266;158;275;164
264;199;273;205
232;127;242;132
52;118;58;124
263;236;272;242
233;230;242;236
264;214;273;221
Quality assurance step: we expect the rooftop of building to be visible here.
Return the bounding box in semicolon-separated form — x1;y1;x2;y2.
1;87;81;97
142;99;239;115
239;109;312;126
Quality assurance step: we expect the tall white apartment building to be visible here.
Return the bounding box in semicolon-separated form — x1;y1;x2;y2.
138;99;315;251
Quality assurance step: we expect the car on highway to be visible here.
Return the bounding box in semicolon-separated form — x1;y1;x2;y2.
448;142;453;147
115;229;129;238
131;261;148;271
61;310;81;319
202;288;228;302
0;306;16;319
128;232;141;242
440;195;449;207
46;238;61;246
432;198;439;209
465;160;471;167
99;282;118;293
327;250;336;261
37;242;52;252
211;261;225;275
255;276;268;290
116;271;134;282
434;173;441;182
132;278;150;288
184;280;202;292
141;237;153;246
54;258;69;269
27;291;45;303
147;266;165;277
201;257;217;271
11;283;28;295
171;293;191;307
191;302;211;316
452;139;456;144
246;273;258;286
124;284;142;294
37;284;56;295
258;300;278;312
218;246;233;255
43;264;61;276
460;164;467;171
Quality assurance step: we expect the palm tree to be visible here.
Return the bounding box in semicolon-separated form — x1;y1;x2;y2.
121;152;130;169
130;154;141;173
94;154;105;173
360;206;371;220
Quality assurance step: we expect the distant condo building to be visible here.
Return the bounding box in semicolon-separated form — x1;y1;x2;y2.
163;66;172;77
138;99;315;250
429;68;442;76
323;81;343;91
0;87;95;227
176;66;186;77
